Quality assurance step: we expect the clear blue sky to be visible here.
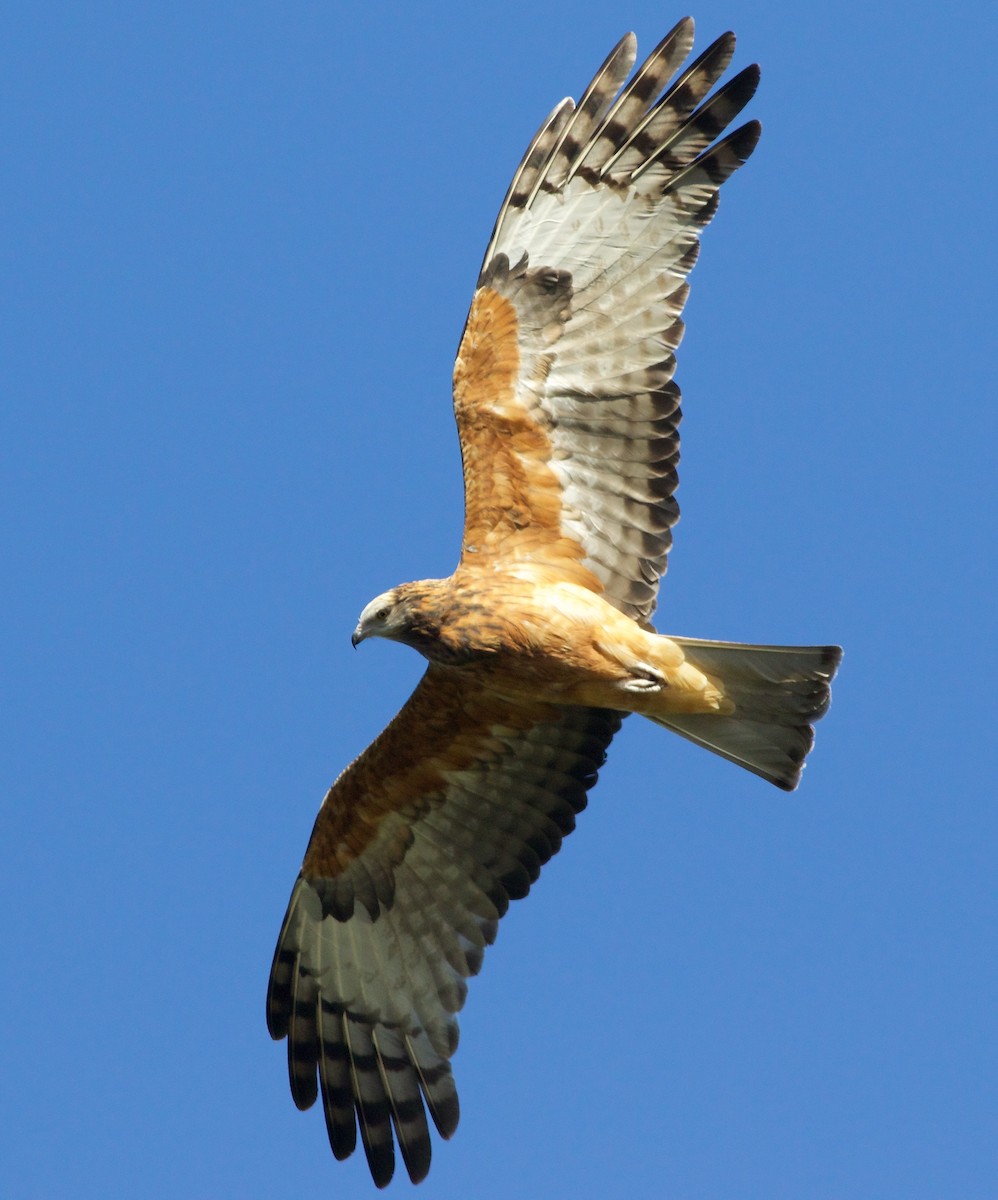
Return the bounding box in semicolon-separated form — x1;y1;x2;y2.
3;2;996;1196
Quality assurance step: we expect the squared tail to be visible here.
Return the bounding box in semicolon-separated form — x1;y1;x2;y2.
650;638;842;790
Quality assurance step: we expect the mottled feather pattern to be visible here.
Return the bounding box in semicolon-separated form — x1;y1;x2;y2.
458;17;759;621
454;270;606;585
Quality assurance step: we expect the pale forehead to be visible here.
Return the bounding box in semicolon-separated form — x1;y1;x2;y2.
358;589;396;622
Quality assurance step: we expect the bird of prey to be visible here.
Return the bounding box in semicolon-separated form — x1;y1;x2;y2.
267;18;841;1188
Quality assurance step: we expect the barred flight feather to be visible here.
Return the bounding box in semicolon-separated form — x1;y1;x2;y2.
611;31;736;180
522;33;637;205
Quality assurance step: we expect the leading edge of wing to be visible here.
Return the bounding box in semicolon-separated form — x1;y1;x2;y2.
267;665;622;1185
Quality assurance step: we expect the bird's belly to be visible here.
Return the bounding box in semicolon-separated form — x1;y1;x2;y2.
439;586;726;716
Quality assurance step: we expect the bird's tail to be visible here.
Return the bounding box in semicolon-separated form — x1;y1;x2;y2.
648;638;842;791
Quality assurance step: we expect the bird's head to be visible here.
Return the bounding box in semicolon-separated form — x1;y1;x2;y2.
351;588;406;648
351;580;449;652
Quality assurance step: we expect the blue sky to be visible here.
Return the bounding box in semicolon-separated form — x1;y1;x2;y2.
3;1;996;1196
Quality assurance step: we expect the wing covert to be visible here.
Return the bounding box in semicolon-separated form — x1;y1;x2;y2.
454;18;760;622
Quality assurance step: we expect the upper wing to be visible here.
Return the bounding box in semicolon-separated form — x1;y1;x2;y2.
267;666;621;1186
453;19;760;622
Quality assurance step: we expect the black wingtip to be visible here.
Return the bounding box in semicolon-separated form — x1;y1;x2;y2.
733;118;763;161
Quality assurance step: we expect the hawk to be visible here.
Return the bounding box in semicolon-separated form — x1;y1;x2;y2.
267;18;841;1187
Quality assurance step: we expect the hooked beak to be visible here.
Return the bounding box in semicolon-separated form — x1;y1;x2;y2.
351;625;365;649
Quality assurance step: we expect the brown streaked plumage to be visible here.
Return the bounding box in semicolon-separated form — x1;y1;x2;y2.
268;18;841;1187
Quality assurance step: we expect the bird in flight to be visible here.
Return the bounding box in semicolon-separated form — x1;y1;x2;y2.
267;17;841;1187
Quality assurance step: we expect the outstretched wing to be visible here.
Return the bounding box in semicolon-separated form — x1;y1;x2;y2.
267;667;621;1187
453;18;760;622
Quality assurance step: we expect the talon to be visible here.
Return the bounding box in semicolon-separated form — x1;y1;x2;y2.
623;663;667;693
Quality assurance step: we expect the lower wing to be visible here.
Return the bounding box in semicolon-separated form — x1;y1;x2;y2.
267;665;621;1185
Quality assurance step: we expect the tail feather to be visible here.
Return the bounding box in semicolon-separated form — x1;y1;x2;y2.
651;638;842;790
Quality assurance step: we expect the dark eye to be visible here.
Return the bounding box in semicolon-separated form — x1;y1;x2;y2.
376;606;391;622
